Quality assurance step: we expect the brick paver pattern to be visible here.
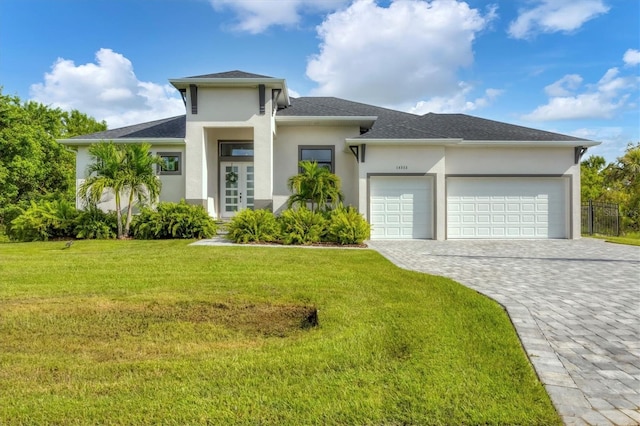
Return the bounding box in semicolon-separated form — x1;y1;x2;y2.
367;238;640;426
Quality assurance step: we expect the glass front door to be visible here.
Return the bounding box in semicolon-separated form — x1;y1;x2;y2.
221;163;254;217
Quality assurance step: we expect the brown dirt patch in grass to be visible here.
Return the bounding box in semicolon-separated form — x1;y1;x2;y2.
147;300;319;336
2;298;318;338
0;298;319;361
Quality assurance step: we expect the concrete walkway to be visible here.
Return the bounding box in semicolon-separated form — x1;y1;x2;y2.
367;238;640;426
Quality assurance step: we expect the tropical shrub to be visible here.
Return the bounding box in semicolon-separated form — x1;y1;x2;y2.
278;207;327;245
287;161;343;212
226;209;279;243
327;206;371;245
8;199;78;241
78;142;163;238
131;201;217;239
74;205;117;239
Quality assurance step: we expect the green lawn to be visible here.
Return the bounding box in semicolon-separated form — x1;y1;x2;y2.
0;240;561;425
588;232;640;246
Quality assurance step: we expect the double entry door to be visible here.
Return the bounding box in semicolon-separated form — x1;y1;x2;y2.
220;162;254;218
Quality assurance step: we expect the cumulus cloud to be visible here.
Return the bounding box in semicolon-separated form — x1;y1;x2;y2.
569;126;631;161
29;49;184;129
287;87;302;98
306;0;496;107
522;58;638;122
623;48;640;66
209;0;348;33
410;83;502;114
508;0;609;39
544;74;583;97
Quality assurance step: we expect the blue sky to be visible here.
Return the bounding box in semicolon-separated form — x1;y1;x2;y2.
1;0;638;162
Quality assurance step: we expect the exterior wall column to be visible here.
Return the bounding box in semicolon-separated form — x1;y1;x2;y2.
570;163;581;239
253;97;274;210
184;122;207;208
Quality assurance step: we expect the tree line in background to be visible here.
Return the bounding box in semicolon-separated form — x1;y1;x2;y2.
0;90;107;230
581;143;640;233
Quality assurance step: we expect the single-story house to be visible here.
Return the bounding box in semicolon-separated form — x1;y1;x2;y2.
60;70;600;240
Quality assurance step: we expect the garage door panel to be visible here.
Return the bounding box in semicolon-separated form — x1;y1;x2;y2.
370;176;433;239
447;178;567;239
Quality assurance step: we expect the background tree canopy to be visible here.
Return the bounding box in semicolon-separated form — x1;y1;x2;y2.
0;90;106;226
581;143;640;233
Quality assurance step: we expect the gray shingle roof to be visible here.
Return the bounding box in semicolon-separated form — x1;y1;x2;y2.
409;113;587;141
186;70;274;79
65;96;589;143
69;115;185;140
278;97;414;119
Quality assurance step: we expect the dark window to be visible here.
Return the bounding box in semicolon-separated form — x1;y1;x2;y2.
220;142;254;157
299;146;334;172
158;152;182;175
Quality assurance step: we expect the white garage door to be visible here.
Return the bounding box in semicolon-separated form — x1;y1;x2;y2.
370;176;433;239
447;177;567;239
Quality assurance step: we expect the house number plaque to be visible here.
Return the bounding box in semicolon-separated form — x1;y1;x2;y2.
396;165;408;170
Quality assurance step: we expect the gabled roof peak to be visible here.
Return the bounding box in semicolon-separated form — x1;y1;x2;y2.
185;70;274;79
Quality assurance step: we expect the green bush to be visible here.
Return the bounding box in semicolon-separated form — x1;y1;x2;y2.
131;207;163;239
74;206;117;239
226;209;279;243
8;199;78;241
279;207;327;245
1;204;26;239
131;201;217;239
327;206;370;245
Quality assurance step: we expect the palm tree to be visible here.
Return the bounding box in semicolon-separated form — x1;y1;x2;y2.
78;142;126;237
121;143;163;236
78;142;162;238
287;161;343;212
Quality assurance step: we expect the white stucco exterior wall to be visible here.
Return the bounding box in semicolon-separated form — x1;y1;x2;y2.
272;125;360;213
444;146;575;174
72;144;185;212
183;86;274;213
153;146;186;203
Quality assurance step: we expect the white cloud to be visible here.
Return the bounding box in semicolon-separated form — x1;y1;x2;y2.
508;0;609;39
30;49;184;129
306;0;496;107
209;0;348;33
287;87;301;98
523;50;639;122
569;127;631;162
544;74;583;97
623;48;640;66
410;82;502;114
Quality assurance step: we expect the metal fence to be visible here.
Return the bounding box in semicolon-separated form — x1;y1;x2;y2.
581;200;619;236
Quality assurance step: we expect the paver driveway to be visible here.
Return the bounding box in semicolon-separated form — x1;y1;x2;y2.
367;238;640;426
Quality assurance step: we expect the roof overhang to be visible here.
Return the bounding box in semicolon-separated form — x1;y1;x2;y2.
278;116;377;127
58;138;186;147
346;138;462;145
346;138;600;147
457;140;601;148
169;77;290;107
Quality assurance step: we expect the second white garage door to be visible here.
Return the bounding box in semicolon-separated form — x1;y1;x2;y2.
447;177;568;239
370;176;433;239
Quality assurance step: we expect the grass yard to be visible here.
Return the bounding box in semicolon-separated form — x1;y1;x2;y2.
589;232;640;246
0;240;561;425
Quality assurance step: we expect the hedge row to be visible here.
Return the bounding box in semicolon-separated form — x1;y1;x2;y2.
226;206;370;245
7;200;370;245
6;200;217;241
